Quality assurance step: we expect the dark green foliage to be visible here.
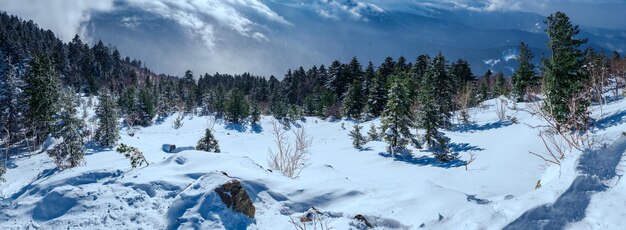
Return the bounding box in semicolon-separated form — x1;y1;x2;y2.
95;90;120;147
512;42;536;101
116;143;149;168
24;55;61;146
542;11;589;129
381;76;414;153
226;88;250;123
417;54;451;155
493;72;508;97
197;129;220;153
349;124;367;149
250;103;261;125
49;89;85;169
343;79;364;119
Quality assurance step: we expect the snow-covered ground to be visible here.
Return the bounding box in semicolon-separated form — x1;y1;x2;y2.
1;96;625;229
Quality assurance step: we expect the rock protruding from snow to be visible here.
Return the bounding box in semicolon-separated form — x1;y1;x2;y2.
214;180;256;219
166;172;256;229
354;214;373;228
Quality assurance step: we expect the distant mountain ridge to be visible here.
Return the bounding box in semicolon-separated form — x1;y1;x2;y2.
84;0;625;77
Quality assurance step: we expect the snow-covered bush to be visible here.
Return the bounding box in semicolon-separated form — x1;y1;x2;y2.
116;144;149;168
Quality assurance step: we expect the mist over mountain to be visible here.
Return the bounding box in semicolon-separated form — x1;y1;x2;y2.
9;0;626;77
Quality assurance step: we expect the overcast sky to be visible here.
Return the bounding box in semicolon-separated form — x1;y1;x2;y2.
0;0;624;43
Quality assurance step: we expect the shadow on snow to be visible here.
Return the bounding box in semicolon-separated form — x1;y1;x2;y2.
449;121;513;133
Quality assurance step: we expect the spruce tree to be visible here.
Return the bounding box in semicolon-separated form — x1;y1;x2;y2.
49;88;85;169
512;42;536;102
381;75;414;153
542;12;589;128
418;57;450;155
24;55;61;146
431;53;454;128
197;128;220;153
343;79;364;119
95;90;120;147
349;124;367;149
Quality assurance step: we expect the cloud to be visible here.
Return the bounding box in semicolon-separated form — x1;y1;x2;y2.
315;0;385;21
0;0;115;41
123;0;289;48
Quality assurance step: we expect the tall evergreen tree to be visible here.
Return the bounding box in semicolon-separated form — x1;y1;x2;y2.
418;61;450;154
366;71;387;117
381;75;414;153
431;53;454;128
49;88;85;169
225;88;249;123
95;90;120;147
343;79;364;119
542;12;589;129
24;55;61;146
512;42;536;101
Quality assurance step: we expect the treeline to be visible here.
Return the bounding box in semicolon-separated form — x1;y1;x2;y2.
2;11;626;179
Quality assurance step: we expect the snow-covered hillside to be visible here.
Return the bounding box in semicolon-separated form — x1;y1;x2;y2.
1;96;625;229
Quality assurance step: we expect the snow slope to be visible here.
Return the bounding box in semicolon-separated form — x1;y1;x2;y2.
1;96;626;229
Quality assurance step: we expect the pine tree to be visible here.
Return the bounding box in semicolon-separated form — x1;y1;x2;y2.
48;88;85;169
349;124;367;149
24;55;61;146
343;79;364;119
197;128;220;153
542;12;589;129
381;75;414;153
95;90;120;147
225;88;250;123
512;42;536;101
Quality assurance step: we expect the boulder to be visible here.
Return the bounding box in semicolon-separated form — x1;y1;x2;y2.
214;180;256;218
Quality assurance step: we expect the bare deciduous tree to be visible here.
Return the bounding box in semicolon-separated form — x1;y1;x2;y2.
454;84;475;124
267;120;312;178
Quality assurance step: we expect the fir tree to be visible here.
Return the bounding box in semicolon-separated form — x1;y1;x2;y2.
24;55;61;146
381;75;414;153
95;90;120;147
197;128;220;153
512;42;536;102
542;12;589;129
49;88;85;169
349;124;367;149
343;79;364;119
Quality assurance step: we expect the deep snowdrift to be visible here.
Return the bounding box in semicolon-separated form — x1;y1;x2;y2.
1;97;625;229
